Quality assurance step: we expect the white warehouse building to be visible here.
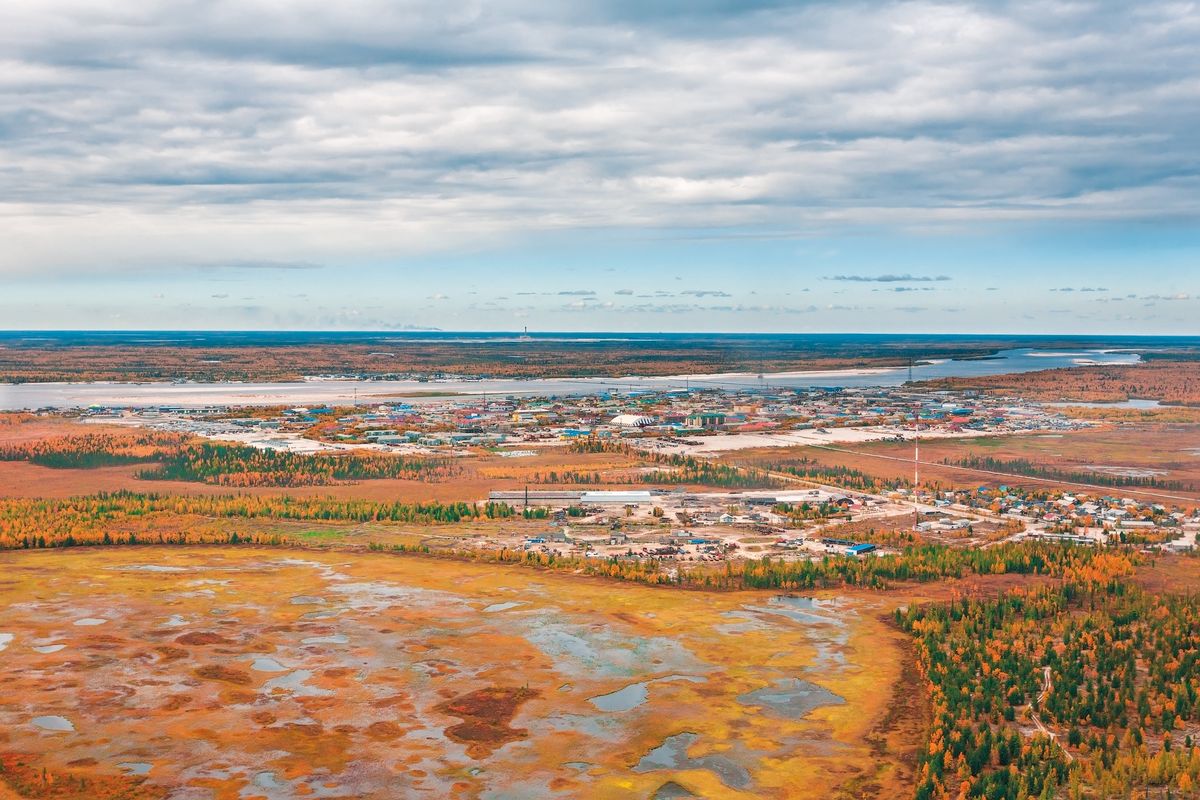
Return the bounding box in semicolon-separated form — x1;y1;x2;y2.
610;414;655;427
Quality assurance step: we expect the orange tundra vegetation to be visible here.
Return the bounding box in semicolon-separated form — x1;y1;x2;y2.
899;551;1200;800
0;431;458;487
915;360;1200;405
138;442;457;486
0;753;163;799
0;492;516;549
0;545;929;799
0;432;189;469
0;337;1016;383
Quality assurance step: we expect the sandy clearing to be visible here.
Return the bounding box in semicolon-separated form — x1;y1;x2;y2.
635;425;995;455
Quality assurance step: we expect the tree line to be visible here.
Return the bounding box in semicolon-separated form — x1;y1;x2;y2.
383;538;1131;593
945;455;1187;491
762;457;912;493
138;441;455;486
639;457;778;489
899;552;1200;799
0;491;515;550
0;431;188;469
566;438;778;488
0;432;456;486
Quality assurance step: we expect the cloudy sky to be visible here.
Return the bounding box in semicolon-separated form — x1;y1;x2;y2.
1;0;1197;332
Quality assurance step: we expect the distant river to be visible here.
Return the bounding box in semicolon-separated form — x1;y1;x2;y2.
0;348;1140;410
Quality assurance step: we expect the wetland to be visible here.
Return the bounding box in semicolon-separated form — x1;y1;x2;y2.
0;546;921;799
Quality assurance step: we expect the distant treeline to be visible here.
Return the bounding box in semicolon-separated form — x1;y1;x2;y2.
523;470;605;485
1140;351;1200;362
913;360;1200;406
567;438;778;488
762;457;911;493
0;433;455;486
139;442;455;486
381;536;1128;592
568;439;631;455
945;455;1186;490
0;491;515;550
0;333;1071;384
726;541;1110;591
0;432;188;469
639;456;778;489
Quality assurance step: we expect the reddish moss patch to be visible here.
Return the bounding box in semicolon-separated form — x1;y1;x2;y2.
0;752;165;799
435;686;539;758
365;721;405;740
153;645;189;662
159;694;191;711
175;632;229;646
193;664;252;685
82;635;125;650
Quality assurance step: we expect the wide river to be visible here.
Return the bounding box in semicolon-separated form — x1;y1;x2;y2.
0;348;1139;410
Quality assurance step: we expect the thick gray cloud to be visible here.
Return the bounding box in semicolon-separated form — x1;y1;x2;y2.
0;0;1198;277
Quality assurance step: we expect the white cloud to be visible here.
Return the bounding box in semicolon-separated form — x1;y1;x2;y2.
0;0;1195;279
828;273;951;283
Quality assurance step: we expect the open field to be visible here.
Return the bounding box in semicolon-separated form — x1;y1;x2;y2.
0;546;926;800
0;415;671;501
0;460;509;503
0;414;788;505
1131;552;1200;594
728;423;1200;499
0;416;95;446
913;359;1200;405
0;448;699;502
632;425;980;456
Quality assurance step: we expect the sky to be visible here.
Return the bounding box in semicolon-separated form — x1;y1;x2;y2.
1;0;1197;333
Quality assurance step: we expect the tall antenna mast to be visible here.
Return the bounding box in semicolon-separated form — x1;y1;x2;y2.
913;405;920;487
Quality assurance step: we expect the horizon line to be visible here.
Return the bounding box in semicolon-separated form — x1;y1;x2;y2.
0;329;1199;339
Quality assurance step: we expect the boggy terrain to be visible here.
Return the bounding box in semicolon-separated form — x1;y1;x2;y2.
0;332;1148;384
914;359;1200;406
0;546;924;800
730;423;1200;500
